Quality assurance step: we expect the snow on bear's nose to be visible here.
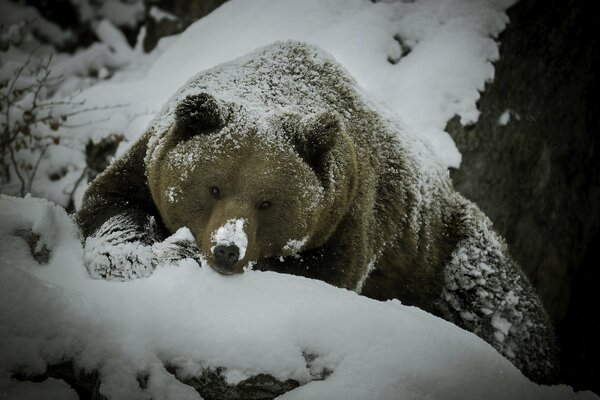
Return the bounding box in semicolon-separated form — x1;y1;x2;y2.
209;218;248;274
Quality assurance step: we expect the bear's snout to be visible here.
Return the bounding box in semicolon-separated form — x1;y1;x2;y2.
212;244;240;274
206;217;252;275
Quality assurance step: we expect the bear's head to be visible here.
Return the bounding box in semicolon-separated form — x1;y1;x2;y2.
147;92;358;274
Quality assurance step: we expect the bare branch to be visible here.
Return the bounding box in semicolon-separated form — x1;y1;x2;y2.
60;103;127;118
8;144;26;196
27;144;49;194
65;166;88;212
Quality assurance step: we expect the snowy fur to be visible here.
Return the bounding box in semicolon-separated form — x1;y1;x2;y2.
84;214;201;281
436;201;558;380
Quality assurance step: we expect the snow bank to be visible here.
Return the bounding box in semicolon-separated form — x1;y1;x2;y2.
67;0;516;169
1;195;597;400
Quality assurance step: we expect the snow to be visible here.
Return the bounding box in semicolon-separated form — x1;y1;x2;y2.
354;257;377;293
59;0;517;175
283;236;309;254
211;218;249;260
498;109;511;125
83;214;201;281
149;6;178;22
497;109;521;126
492;315;512;336
1;195;598;400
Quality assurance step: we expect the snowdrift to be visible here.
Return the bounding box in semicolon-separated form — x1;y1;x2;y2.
1;195;597;400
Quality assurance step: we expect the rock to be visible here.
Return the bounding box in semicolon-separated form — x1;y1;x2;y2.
445;0;600;393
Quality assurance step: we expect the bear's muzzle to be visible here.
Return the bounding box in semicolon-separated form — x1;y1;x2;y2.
212;244;240;274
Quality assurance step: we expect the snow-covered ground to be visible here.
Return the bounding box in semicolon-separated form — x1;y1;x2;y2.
2;0;598;399
1;195;597;400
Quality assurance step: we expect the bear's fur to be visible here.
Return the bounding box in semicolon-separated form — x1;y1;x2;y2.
77;41;558;382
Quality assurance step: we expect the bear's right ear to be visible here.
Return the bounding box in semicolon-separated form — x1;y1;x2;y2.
174;93;227;137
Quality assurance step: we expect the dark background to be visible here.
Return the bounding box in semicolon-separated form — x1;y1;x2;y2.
446;0;600;393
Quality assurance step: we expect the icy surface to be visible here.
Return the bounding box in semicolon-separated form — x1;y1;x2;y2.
210;218;249;259
1;195;598;400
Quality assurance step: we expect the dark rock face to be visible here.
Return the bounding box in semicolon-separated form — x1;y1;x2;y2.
446;0;600;393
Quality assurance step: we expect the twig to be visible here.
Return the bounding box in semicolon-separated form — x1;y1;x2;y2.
66;166;88;212
27;144;49;194
31;56;53;109
8;144;26;196
59;103;128;118
60;117;112;128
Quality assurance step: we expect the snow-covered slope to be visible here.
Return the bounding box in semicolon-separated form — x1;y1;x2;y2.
1;195;597;400
67;0;514;170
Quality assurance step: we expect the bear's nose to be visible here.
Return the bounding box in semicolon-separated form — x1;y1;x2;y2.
212;244;240;273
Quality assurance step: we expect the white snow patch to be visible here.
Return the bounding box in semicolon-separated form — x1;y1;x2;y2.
210;218;248;259
283;236;309;254
497;109;521;126
166;186;177;203
498;109;511;125
243;260;256;272
149;6;178;22
223;369;251;385
354;257;377;293
492;314;512;336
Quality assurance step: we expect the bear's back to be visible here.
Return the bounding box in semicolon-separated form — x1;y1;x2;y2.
185;42;363;116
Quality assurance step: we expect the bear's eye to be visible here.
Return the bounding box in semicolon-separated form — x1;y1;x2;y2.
210;186;221;199
258;200;272;210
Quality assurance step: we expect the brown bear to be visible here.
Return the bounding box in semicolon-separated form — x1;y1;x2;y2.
77;41;559;383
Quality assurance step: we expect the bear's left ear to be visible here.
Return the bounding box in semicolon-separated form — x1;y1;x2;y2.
294;111;345;171
174;92;227;138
